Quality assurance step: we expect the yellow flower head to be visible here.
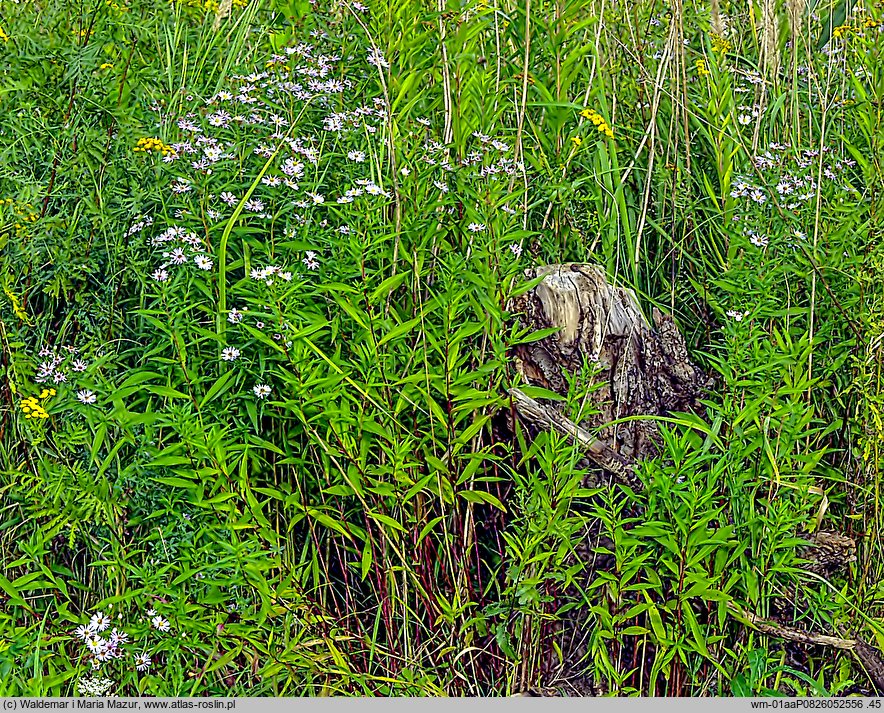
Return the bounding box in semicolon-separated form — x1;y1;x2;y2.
570;136;582;147
710;33;731;54
134;137;172;155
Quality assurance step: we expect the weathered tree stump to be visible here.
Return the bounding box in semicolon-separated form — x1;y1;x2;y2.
508;263;710;473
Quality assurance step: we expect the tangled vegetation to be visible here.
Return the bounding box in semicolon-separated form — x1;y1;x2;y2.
0;0;882;698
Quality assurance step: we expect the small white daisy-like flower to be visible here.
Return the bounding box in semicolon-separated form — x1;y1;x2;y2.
749;233;769;248
253;384;272;399
509;243;523;258
467;223;486;233
221;347;240;362
53;371;67;384
400;166;411;177
145;608;157;617
152;268;169;282
255;321;265;329
726;309;747;321
90;612;111;632
151;616;171;632
749;188;767;204
86;635;106;654
227;308;244;324
134;653;151;672
74;624;94;641
71;359;88;372
738;114;752;125
347;150;366;162
194;255;214;270
303;251;320;270
306;191;325;204
77;390;97;405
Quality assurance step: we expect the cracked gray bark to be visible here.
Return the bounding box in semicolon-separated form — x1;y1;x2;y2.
508;263;710;469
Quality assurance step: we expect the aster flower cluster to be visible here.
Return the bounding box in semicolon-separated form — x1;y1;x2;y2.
148;225;213;282
24;344;97;413
129;19;529;416
730;143;857;213
71;606;169;689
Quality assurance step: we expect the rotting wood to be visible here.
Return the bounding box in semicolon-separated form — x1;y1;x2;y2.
728;601;856;650
728;601;884;694
507;263;710;464
508;387;633;483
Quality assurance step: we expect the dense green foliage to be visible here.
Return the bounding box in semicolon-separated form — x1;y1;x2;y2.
0;0;882;697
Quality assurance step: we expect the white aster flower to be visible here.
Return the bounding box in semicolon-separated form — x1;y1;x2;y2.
749;233;769;248
90;612;111;632
74;624;94;641
134;653;151;672
77;390;97;405
150;616;171;632
303;251;320;270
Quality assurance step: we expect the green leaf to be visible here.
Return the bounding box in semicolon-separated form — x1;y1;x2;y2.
368;511;406;533
457;489;506;511
200;370;237;409
369;272;409;303
145;385;191;400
